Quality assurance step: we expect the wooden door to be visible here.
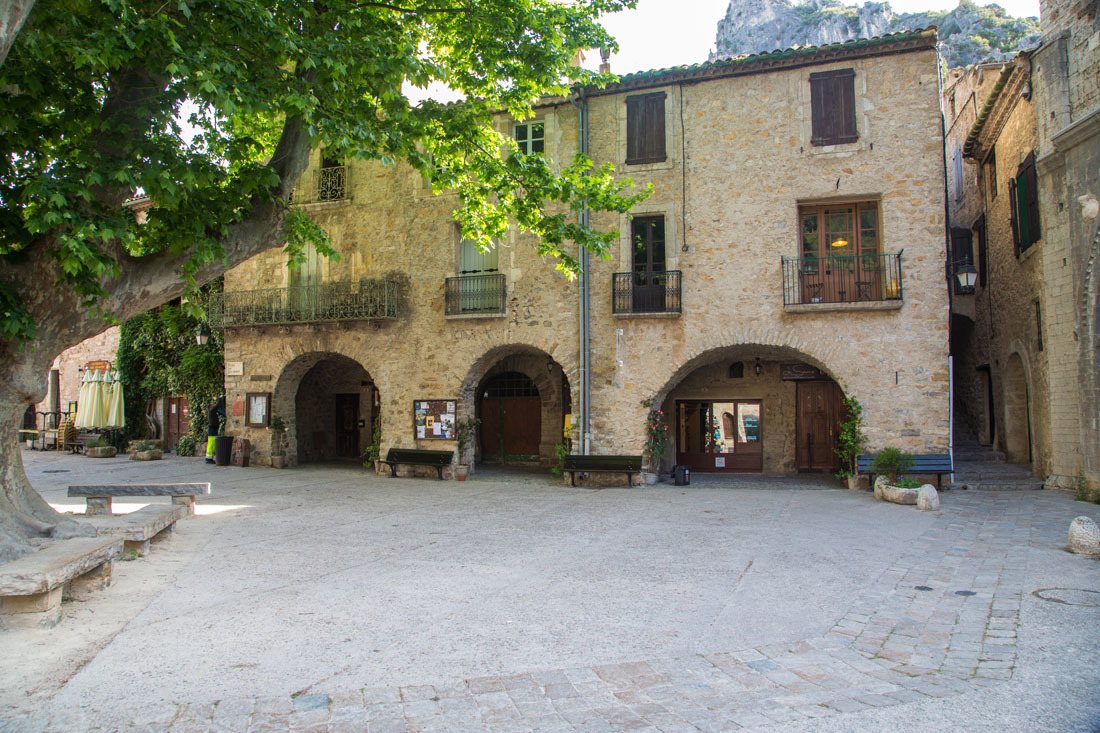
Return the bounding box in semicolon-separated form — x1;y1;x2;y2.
334;394;359;458
795;381;843;471
631;216;666;312
676;400;762;472
166;396;190;452
480;398;541;461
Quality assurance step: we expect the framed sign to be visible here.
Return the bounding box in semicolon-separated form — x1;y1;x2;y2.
413;399;456;440
245;392;271;427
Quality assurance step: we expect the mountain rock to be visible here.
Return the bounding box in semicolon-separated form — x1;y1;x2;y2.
713;0;1040;68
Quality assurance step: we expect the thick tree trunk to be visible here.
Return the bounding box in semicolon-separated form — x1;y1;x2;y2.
0;0;34;68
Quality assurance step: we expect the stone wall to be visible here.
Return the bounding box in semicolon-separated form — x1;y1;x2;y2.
221;40;950;473
33;327;120;425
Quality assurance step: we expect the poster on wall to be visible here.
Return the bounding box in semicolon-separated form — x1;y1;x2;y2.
413;400;456;440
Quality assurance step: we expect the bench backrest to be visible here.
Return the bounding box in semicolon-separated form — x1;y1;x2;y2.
385;449;454;466
856;454;953;473
68;483;212;498
561;455;643;471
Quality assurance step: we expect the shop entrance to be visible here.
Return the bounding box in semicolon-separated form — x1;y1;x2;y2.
676;400;762;472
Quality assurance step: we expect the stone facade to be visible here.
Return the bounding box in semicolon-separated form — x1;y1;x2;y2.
220;31;950;476
32;327;119;428
950;0;1100;491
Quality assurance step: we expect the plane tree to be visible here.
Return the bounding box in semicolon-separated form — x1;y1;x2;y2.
0;0;644;561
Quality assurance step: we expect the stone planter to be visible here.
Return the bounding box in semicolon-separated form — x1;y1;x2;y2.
455;464;469;481
129;449;163;461
86;446;117;458
874;476;938;510
641;471;659;485
271;455;286;468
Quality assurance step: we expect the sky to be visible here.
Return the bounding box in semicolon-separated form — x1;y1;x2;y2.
590;0;1042;76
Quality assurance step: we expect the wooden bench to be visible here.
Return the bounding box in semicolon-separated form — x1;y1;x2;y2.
857;454;954;490
378;449;454;480
89;504;189;557
561;455;644;487
0;537;123;629
67;483;212;516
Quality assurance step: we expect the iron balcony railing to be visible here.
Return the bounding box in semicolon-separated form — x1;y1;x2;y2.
781;252;903;306
206;280;397;327
445;273;506;315
612;270;682;315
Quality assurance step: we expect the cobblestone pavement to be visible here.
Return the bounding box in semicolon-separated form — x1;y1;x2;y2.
3;461;1099;732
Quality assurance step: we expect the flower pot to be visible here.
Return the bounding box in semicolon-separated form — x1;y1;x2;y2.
271;455;286;469
455;463;469;481
846;474;861;490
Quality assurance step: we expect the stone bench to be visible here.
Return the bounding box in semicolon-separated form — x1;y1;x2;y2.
89;504;188;557
561;455;643;487
0;536;123;629
67;483;211;516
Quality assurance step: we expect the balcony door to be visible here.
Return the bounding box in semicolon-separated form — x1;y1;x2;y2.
289;241;324;317
799;202;882;303
632;216;666;313
676;400;762;472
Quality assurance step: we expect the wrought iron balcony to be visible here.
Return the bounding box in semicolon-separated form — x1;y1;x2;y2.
318;165;347;201
445;273;506;315
206;280;397;327
612;270;682;315
781;252;903;306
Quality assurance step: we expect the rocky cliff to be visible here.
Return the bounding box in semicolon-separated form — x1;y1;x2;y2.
713;0;1040;68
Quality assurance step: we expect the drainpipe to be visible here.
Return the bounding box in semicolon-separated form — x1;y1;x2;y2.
570;86;591;455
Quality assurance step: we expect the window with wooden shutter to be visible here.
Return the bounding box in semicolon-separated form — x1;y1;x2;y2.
809;69;858;146
1012;151;1040;255
625;92;666;165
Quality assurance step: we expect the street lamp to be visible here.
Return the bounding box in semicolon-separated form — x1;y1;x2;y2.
196;322;211;346
955;263;978;292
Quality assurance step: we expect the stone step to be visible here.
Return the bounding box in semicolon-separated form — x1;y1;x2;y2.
951;478;1044;491
953;448;1006;462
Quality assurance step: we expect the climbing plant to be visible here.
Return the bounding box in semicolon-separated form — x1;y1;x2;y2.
116;280;225;445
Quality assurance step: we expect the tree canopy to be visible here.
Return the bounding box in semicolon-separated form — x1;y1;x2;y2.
0;0;644;561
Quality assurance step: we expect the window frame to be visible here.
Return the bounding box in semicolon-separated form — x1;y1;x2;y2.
625;92;667;165
809;68;858;147
1010;150;1041;256
512;121;545;156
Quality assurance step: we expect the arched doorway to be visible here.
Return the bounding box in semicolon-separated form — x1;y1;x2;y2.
274;352;376;465
651;345;845;474
462;347;571;467
1002;353;1031;465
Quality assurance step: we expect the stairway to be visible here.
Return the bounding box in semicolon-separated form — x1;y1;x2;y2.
951;426;1043;491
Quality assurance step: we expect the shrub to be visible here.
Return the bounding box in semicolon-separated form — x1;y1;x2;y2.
175;434;197;457
873;447;914;482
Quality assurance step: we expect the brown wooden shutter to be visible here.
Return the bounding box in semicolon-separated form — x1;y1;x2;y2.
836;69;857;143
645;93;666;162
1023;152;1041;244
810;69;857;146
626;95;645;163
809;74;832;146
1009;177;1020;256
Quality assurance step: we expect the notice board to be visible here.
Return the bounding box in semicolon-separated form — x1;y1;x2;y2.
413;399;456;440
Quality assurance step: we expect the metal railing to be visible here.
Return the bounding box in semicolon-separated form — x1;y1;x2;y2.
318;165;346;201
781;252;903;306
445;273;506;315
612;270;682;315
206;280;398;327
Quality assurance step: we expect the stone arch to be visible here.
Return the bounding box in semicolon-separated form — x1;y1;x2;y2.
459;343;570;467
273;350;376;466
645;342;848;475
1001;348;1032;465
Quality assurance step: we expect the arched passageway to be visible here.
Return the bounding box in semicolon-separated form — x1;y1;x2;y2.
462;346;570;467
651;345;847;474
274;352;376;465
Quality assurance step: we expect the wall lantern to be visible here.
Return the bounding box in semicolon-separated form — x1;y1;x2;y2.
196;322;211;346
754;358;762;377
955;263;978;292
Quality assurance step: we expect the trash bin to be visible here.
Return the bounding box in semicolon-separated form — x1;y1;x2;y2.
673;465;690;486
214;435;234;466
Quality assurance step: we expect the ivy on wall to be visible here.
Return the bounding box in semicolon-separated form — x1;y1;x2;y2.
116;280;224;447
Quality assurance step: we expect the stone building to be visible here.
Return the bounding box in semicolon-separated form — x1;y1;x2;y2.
214;29;950;477
949;0;1100;491
31;327;120;432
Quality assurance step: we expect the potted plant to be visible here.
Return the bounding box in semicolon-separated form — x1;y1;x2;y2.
362;413;382;473
269;416;286;468
872;447;922;504
834;395;866;489
641;398;669;484
454;416;480;481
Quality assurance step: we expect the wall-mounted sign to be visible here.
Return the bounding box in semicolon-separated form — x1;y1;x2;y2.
245;392;271;427
780;363;830;381
226;361;244;376
414;399;456;440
